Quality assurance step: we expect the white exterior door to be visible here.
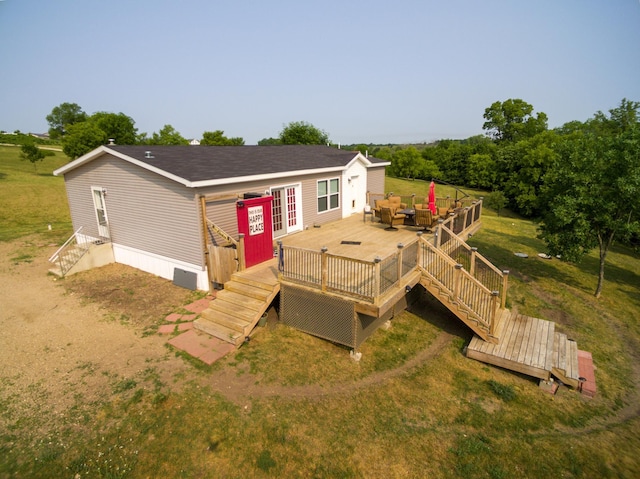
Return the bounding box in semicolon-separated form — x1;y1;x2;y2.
270;184;302;238
92;187;110;238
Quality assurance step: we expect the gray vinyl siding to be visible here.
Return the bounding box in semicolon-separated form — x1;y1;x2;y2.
64;154;203;266
197;172;343;239
299;173;342;224
366;166;386;194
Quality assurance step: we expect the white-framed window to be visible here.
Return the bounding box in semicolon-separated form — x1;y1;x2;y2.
317;178;340;213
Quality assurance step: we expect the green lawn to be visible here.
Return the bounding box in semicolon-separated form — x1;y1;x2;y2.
0;145;72;243
1;164;639;478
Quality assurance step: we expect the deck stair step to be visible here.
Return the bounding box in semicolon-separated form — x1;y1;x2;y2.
225;281;273;301
215;290;264;311
206;298;259;321
194;317;245;346
194;269;280;346
200;308;250;332
230;273;277;291
551;332;580;388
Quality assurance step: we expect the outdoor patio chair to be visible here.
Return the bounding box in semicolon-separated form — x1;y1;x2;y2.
380;207;406;231
414;208;439;231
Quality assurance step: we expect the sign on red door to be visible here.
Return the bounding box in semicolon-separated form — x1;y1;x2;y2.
236;196;274;268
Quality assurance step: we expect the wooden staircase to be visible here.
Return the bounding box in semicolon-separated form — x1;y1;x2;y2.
420;274;500;343
194;264;280;346
418;230;582;389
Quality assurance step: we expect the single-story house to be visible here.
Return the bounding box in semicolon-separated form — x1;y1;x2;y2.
53;145;389;290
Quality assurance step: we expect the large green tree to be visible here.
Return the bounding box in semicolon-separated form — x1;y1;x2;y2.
483;99;548;143
497;130;558;217
90;112;138;145
147;125;189;145
200;130;244;146
279;121;329;145
62;121;107;159
46;102;87;139
538;99;640;297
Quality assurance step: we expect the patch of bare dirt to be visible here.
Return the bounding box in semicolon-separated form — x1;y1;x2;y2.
63;262;197;327
0;238;196;436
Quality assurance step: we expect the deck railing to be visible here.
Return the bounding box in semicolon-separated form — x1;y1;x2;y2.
278;198;503;334
418;235;499;337
436;211;508;310
278;238;420;303
48;227;91;277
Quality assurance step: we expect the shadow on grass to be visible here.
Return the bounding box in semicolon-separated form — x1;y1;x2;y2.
408;287;474;344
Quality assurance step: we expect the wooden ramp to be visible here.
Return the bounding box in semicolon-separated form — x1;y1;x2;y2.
466;310;580;386
194;259;280;346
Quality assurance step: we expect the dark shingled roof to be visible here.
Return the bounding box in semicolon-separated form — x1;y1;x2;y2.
109;145;386;183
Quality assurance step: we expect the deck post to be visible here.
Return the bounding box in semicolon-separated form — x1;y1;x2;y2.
321;246;328;292
490;291;499;336
454;263;463;299
277;241;284;277
373;256;381;303
397;243;404;283
470;247;478;277
501;270;510;309
199;195;214;292
238;234;246;271
436;219;444;249
416;232;423;268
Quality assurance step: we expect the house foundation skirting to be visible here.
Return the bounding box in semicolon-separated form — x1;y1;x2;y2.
280;284;411;350
112;244;209;290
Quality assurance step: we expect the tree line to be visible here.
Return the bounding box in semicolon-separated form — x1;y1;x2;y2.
44;103;330;159
363;98;638;298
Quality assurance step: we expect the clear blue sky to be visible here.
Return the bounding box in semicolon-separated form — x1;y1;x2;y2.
1;0;639;145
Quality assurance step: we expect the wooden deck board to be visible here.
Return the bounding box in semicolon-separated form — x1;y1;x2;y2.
517;316;535;364
280;214;429;262
544;323;556;372
466;312;558;381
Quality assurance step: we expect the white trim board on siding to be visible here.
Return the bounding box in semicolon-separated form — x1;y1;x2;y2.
113;243;209;291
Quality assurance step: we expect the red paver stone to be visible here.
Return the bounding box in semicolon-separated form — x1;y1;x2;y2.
184;298;211;314
181;314;198;322
164;313;182;323
168;330;235;364
177;322;194;331
577;350;597;398
158;324;176;334
199;343;235;365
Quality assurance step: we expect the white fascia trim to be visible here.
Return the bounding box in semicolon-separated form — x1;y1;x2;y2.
53;145;110;176
344;153;391;169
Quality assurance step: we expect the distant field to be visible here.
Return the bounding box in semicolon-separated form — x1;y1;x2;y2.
0;145;72;243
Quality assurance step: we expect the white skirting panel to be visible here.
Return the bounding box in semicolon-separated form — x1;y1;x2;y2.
112;244;209;291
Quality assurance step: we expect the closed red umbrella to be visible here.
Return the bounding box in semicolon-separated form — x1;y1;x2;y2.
428;181;437;215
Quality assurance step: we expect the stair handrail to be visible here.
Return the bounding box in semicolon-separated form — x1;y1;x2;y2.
418;235;498;336
206;218;238;247
437;222;505;294
48;226;84;263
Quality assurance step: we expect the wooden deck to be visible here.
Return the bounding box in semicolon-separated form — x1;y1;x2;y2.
279;213;432;261
466;310;581;386
200;207;585;390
